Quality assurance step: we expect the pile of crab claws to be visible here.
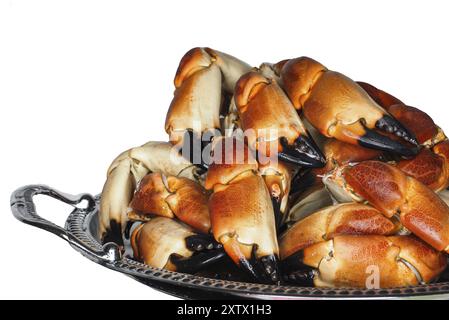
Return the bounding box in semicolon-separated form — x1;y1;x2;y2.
279;136;326;168
358;115;420;158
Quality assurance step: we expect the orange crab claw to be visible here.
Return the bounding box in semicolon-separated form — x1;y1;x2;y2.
279;203;400;261
205;137;280;283
282;235;446;288
165;47;252;169
129;172;211;234
340;161;449;252
234;71;325;168
357;81;442;146
279;57;419;157
130;217;224;273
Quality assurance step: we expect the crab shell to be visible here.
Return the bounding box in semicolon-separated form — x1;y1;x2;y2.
129;172;211;234
302;235;447;288
99;141;200;243
281;57;385;139
234;71;309;157
280;203;400;260
324;161;449;252
396;142;449;192
205;137;279;261
130;217;196;271
203;137;280;283
165;47;251;145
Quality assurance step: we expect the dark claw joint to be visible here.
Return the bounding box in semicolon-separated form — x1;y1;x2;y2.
170;249;227;274
280;251;315;286
172;234;226;274
279;136;326;169
359;115;419;158
239;251;281;285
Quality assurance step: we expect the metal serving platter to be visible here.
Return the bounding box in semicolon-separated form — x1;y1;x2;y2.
10;185;449;300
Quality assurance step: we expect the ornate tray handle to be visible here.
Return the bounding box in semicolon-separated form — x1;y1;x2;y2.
10;185;121;263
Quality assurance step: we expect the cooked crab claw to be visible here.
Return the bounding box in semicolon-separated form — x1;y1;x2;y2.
281;235;447;288
324;161;449;253
358;81;449;190
131;217;225;273
278;57;419;157
279;136;326;168
205;137;281;284
129;172;211;234
165;47;252;167
234;70;325;169
99;141;201;246
279;201;446;288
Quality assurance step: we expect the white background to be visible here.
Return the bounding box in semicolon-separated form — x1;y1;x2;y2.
1;0;449;299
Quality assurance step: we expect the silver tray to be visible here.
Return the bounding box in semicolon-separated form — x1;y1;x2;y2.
10;185;449;300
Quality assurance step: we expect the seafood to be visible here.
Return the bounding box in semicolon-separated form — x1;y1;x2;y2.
97;49;449;289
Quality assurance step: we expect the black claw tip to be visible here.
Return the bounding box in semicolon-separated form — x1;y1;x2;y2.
102;220;124;247
279;136;326;168
170;249;227;274
376;115;419;146
280;251;316;286
239;251;281;285
185;234;221;252
360;125;419;158
259;255;281;283
124;220;136;240
283;269;316;286
181;129;213;171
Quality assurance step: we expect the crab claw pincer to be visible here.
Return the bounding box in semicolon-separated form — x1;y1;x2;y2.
131;217;225;273
205;137;281;284
234;71;325;168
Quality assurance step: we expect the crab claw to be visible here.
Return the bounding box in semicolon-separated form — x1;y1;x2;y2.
279;57;419;157
234;71;325;168
131;217;225;273
205;137;281;283
324;161;449;253
99;141;201;245
129;172;211;234
358;81;448;148
165;47;252;168
281;235;447;288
